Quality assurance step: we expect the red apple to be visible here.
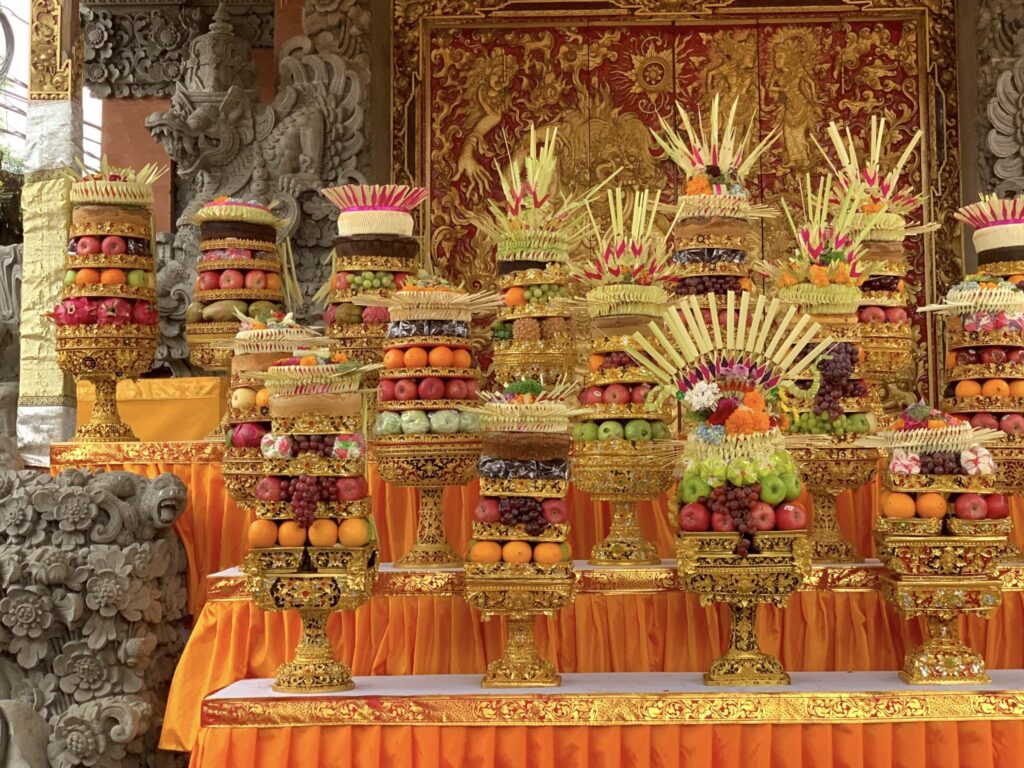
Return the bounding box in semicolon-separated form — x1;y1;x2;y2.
417;377;445;400
76;236;102;255
602;384;631;405
100;235;127;255
747;501;777;531
710;511;736;532
776;502;808;530
465;379;480;399
1007;349;1024;364
579;386;604;405
986;493;1010;519
954;493;988;519
244;270;267;290
858;306;886;323
254;476;282;502
541;499;569;524
970;413;1000;430
337;476;368;501
394;272;410;289
678;502;711;532
980;347;1007;365
475;498;501;523
884;307;908;324
219;269;244;290
1000;413;1024;437
394;379;418;401
445;379;468;400
335;272;351;290
378;379;396;401
197;271;221;291
630;384;652;404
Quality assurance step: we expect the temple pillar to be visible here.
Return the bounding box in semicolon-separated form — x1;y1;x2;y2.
18;0;83;465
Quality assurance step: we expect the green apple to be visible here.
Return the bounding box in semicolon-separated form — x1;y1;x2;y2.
680;475;712;504
126;269;149;287
780;472;802;501
847;414;870;433
759;473;787;505
597;420;625;441
651;421;670;440
64;269;77;285
624;419;652;441
573;422;599;441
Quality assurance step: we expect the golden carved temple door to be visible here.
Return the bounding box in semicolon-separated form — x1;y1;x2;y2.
391;0;959;401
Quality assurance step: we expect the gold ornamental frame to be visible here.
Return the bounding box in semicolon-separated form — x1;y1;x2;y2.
390;0;960;402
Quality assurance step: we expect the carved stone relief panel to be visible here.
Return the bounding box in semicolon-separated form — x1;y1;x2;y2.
978;0;1024;195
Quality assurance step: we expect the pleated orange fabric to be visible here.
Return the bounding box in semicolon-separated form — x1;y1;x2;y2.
188;720;1024;768
161;591;1024;753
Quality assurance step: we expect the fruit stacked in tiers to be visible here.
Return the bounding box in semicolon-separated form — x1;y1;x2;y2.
465;380;576;569
931;276;1024;438
54;161;163;332
369;273;498;439
785;339;875;436
875;403;1007;533
319;185;426;368
956;193;1024;280
478;127;599;381
650;94;777;302
185;198;298;370
817;118;933;398
244;352;377;558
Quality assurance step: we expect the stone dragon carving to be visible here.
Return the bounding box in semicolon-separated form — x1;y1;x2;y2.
0;469;188;767
145;1;369;352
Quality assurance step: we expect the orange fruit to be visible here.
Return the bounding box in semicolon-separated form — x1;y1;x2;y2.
915;492;947;519
1009;274;1024;284
1010;380;1024;398
266;273;282;290
944;352;958;370
954;380;982;398
469;540;501;564
308;519;339;547
738;277;753;291
428;346;454;367
248;519;279;549
75;268;101;285
338;517;370;547
452;349;472;368
982;378;1010;398
533;542;563;564
100;268;126;285
383;349;406;369
501;540;532;564
277;521;307;547
880;491;916;519
403;347;429;368
255;388;271;407
588;354;605;372
504;287;527;307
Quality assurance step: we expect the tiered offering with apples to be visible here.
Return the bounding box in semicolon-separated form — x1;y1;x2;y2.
185;198;299;371
628;292;823;685
651;94;777;304
462;379;577;687
53;158;165;441
569;189;680;564
871;404;1007;683
241;349;377;692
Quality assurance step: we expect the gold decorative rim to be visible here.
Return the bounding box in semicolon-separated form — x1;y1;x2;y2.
873;516;943;536
943;396;1024;414
858;323;914;340
978;260;1024;277
334;255;416;273
464;561;574;580
69;222;152;239
478;477;568;498
197;258;282;274
377;399;479;412
675;260;748;278
65;253;153;270
471;521;569;542
327;322;389;341
200;238;277;253
947;329;1024;350
946;517;1015;536
382;336;472;351
496;303;573;321
576;402;675;421
271;414;361;434
858;290;905;307
194;288;284;303
249;496;370;520
379;367;480;380
186;321;242;337
949;363;1024;381
61;284;156;302
584;367;660;387
497;264;570;290
329;288;390;305
884;473;996;493
261;456;365;477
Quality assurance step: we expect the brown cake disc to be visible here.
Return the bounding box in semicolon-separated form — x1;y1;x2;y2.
334;234;420;260
481;431;571;461
200;220;277;246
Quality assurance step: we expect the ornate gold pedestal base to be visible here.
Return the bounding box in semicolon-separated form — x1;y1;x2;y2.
273;611;354;693
899;617;990;685
394;487;461;569
589;502;660;565
808;500;862;564
482;617;560;688
704;603;790;686
72;378;138;443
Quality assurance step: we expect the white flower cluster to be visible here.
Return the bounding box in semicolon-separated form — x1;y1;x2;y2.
683;380;722;412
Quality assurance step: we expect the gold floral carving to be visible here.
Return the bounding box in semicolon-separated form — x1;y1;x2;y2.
29;0;83;100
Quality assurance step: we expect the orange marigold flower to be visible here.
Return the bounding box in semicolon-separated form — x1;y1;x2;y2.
724;408;755;435
685;177;713;196
751;411;771;432
331;352;349;363
809;265;830;287
779;273;799;287
742;391;766;411
299;355;318;366
862;202;885;213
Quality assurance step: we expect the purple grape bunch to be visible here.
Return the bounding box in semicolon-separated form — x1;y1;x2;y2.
288;475;340;528
709;483;761;556
498;496;547;536
291;434;338;459
812;342;859;419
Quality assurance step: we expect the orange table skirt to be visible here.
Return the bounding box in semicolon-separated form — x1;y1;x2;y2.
161;585;1024;752
190;718;1024;768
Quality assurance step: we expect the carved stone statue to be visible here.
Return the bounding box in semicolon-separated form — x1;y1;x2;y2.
979;0;1024;195
0;469;188;767
146;2;370;340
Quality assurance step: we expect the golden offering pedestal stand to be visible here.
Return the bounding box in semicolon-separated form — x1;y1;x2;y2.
982;437;1024;562
56;324;160;442
788;438;879;563
373;433;480;568
677;531;811;685
464;558;575;688
572;440;673;565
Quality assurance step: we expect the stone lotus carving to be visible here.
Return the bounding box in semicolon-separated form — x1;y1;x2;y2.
0;469;187;768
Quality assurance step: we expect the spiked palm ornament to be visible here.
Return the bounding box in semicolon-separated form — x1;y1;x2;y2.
628;292;831;552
